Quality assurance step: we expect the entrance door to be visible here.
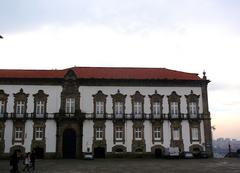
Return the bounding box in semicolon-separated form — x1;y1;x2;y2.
155;148;162;158
34;147;44;159
62;128;76;158
94;147;105;158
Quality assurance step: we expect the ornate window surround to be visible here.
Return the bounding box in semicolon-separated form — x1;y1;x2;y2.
93;121;106;142
185;90;200;118
132;121;144;143
12;121;25;145
149;90;164;119
33;121;46;141
132;121;145;152
189;122;201;143
170;120;183;151
167;91;181;118
92;91;108;118
113;121;125;144
111;90;127;119
33;90;48;118
13;88;29;118
60;69;81;116
112;145;127;154
0;90;9;117
152;121;163;143
131;91;145;119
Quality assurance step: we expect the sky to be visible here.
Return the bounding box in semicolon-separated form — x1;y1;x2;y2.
0;0;240;140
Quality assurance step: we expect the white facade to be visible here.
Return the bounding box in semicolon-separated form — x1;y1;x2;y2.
0;67;212;158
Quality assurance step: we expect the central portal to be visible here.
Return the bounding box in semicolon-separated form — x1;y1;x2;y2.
62;128;76;158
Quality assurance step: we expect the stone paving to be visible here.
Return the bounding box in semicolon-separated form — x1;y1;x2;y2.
1;158;240;173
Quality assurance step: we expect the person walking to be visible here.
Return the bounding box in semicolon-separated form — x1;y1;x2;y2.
30;150;36;171
22;152;31;172
10;151;19;173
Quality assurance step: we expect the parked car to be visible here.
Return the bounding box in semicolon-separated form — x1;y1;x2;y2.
164;147;180;158
84;152;94;160
183;152;194;159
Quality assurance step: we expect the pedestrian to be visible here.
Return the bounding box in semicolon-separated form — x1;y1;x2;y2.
22;152;31;172
30;150;36;171
10;150;19;173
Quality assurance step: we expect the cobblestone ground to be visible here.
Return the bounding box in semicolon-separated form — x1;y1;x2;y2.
1;158;240;173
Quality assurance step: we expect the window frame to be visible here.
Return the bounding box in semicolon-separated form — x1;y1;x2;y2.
65;97;75;114
95;127;104;140
93;91;107;119
131;91;145;119
135;127;142;140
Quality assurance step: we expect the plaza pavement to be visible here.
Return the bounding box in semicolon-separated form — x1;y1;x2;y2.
0;158;239;173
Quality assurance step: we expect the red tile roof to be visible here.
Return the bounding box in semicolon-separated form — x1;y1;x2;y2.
0;67;202;80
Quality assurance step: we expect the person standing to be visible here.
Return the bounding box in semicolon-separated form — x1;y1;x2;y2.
22;152;31;172
30;150;36;171
10;151;19;173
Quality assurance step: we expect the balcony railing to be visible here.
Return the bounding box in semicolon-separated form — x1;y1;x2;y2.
0;112;204;120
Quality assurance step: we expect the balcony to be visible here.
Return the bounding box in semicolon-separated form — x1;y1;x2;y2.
170;113;179;119
133;114;142;119
114;113;124;119
152;113;161;119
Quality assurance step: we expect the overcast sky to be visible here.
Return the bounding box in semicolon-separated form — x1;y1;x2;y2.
0;0;240;139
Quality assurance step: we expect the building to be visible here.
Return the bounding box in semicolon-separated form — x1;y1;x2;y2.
0;67;212;158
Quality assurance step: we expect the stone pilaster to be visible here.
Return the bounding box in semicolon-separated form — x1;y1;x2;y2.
201;72;213;157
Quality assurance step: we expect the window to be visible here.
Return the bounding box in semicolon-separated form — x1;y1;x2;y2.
93;91;107;118
153;102;161;118
96;127;103;140
135;127;142;140
115;102;123;118
96;101;104;117
35;127;44;140
191;127;199;141
153;127;161;140
36;101;45;117
170;102;178;118
189;102;197;118
65;98;75;114
173;128;180;141
15;127;23;141
185;90;199;119
115;126;123;141
111;90;126;119
16;101;25;117
134;102;142;118
131;91;144;119
0;100;5;116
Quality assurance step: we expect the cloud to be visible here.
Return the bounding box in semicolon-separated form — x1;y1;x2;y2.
1;0;240;139
1;0;240;34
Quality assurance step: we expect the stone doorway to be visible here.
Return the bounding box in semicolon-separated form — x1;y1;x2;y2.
62;128;77;158
33;147;44;159
94;147;105;158
155;148;163;158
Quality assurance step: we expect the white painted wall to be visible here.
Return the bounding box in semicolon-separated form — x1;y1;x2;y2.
105;120;113;152
24;120;34;152
144;120;152;152
45;120;56;153
1;84;206;154
0;85;62;114
4;120;13;153
125;121;133;152
182;120;190;151
79;86;203;115
82;120;94;152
